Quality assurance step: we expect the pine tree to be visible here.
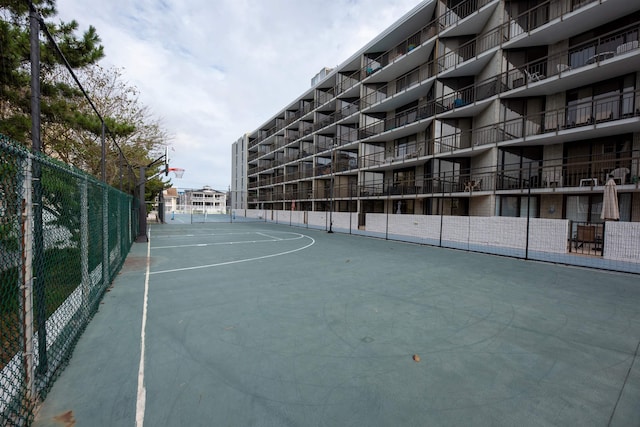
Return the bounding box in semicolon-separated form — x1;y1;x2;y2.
0;0;104;143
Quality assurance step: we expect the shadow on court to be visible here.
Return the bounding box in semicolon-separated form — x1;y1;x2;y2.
34;219;640;426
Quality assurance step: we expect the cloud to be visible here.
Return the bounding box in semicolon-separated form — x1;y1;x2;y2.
55;0;423;190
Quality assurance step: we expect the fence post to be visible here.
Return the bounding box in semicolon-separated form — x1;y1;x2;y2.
29;1;47;383
81;176;89;315
103;185;109;289
137;167;147;242
385;186;390;240
21;155;35;406
439;175;445;247
525;162;532;260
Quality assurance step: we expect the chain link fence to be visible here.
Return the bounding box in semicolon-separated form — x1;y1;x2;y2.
0;134;138;426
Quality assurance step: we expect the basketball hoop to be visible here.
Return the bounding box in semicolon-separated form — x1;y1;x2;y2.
168;167;185;179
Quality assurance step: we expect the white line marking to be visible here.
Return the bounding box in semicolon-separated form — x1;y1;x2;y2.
150;235;315;275
135;230;151;427
151;231;275;239
257;232;281;240
152;235;303;250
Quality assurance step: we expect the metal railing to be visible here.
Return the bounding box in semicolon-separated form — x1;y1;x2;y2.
248;0;616;152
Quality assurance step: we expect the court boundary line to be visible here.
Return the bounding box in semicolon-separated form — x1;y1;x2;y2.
151;233;305;250
149;233;315;276
135;230;151;427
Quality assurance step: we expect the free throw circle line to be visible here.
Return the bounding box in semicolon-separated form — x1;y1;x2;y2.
152;234;305;250
149;234;315;276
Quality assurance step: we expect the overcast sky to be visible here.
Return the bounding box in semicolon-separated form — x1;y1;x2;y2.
55;0;423;191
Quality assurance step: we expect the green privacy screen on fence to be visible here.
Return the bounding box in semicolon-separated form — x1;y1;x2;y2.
0;135;138;426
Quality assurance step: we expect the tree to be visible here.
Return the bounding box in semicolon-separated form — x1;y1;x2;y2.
0;0;105;143
1;1;170;196
50;65;171;194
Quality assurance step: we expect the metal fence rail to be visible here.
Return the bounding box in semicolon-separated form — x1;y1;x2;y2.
0;135;138;426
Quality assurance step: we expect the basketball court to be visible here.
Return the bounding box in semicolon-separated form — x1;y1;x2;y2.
33;217;640;426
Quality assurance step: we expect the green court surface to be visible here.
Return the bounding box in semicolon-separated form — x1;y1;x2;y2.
33;218;640;426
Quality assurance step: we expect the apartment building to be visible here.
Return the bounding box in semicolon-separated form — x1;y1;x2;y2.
232;0;640;242
231;134;249;211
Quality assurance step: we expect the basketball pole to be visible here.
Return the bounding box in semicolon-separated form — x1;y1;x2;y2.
136;151;170;242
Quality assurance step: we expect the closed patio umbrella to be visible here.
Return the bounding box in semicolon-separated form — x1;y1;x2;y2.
601;177;619;221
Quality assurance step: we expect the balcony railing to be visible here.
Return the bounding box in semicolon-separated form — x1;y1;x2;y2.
249;150;639;201
501;0;599;41
252;21;639;154
361;60;437;109
249;23;639;167
438;26;502;73
352;153;639;198
249;88;640;178
439;0;498;31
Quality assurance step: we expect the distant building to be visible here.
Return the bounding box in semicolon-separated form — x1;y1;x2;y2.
163;187;179;213
182;186;227;214
311;67;334;87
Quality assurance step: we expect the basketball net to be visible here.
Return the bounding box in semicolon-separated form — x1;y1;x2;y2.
168;167;185;179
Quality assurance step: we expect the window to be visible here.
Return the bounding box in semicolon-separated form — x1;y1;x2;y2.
564;135;633;186
429;158;469;192
566;195;602;223
566;75;636;127
395;101;419;127
395;134;417;157
392;168;416;194
568;12;640;66
498;147;543;189
396;67;420;93
497;195;538;217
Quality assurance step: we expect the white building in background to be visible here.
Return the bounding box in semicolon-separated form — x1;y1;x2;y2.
183;186;227;214
163;187;179;213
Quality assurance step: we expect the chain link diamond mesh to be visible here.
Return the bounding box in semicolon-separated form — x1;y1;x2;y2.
0;135;138;426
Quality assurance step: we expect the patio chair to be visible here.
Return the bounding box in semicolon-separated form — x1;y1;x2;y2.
525;70;544;82
616;40;639;55
544;170;563;188
610;167;630;184
464;179;482;192
572;224;603;252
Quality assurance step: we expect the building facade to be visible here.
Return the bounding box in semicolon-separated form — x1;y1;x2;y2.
233;0;640;231
231;134;249;211
181;186;227;214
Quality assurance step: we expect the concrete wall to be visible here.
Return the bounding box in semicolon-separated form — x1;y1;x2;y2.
603;221;640;262
367;214;567;254
240;209;637;271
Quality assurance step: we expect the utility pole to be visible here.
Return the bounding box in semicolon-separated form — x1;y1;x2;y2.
29;2;48;386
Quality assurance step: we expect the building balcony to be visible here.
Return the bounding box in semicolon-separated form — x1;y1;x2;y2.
352;152;640;200
439;0;499;36
249;148;639;202
248;89;640;180
502;0;637;49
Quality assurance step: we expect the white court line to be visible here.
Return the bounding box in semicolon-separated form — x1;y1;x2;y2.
151;231;272;239
136;229;151;427
257;232;282;240
152;235;304;250
150;234;315;275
